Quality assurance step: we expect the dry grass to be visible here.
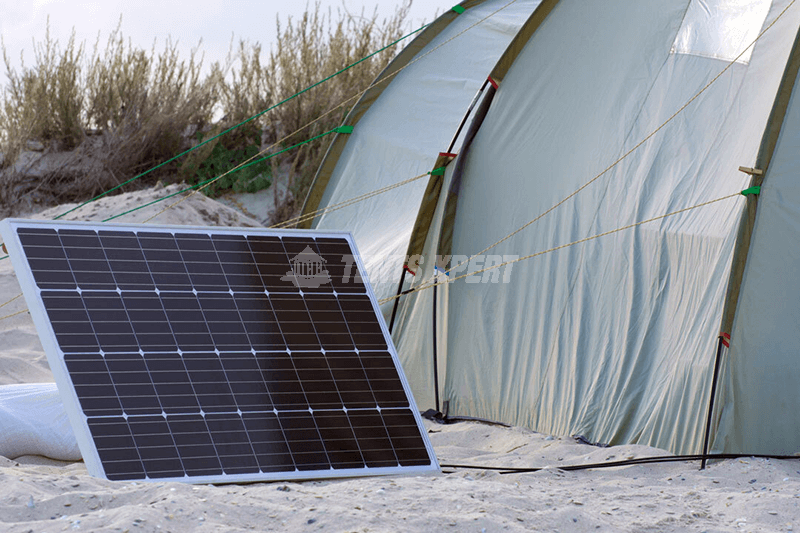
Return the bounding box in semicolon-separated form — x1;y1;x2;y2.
0;2;412;220
259;1;411;224
85;20;219;177
0;24;85;156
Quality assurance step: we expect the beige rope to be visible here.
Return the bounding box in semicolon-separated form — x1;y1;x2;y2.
0;192;748;321
0;292;25;321
270;172;431;229
379;192;742;305
0;293;22;309
0;308;27;321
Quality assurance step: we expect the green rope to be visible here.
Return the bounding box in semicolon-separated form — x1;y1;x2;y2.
102;128;338;222
0;122;353;256
52;22;430;221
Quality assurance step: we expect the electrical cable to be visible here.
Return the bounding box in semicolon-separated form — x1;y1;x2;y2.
439;453;800;475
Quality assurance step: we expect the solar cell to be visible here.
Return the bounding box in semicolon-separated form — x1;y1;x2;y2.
1;219;438;483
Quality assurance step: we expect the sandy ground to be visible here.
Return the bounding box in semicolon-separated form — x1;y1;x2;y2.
2;422;800;532
1;186;799;532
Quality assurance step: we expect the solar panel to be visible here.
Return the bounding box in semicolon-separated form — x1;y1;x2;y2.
0;219;438;483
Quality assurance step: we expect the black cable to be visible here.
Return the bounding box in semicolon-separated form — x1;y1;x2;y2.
443;415;512;428
439;453;800;475
388;267;407;334
432;281;440;413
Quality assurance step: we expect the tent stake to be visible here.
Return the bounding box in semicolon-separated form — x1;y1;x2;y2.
388;267;407;334
701;335;726;470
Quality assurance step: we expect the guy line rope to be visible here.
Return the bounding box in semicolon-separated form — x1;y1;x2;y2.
376;192;743;305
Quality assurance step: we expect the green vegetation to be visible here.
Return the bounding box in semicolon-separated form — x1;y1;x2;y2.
0;1;411;222
185;127;271;197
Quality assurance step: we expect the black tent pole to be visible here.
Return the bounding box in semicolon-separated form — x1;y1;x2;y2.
701;335;726;470
432;277;440;414
446;79;489;154
388;267;407;334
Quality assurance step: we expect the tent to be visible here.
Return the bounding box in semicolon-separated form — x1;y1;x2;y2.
302;0;800;456
302;0;543;304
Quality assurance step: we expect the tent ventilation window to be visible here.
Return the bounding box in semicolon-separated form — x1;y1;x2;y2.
671;0;772;64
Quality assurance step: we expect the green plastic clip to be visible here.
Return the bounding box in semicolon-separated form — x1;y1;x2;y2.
741;186;761;196
334;125;354;134
452;5;466;14
431;167;446;176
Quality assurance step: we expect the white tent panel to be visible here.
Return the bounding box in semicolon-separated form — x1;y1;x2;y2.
311;0;541;305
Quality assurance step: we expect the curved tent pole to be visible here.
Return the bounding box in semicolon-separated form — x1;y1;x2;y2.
446;79;490;154
398;0;559;416
388;265;416;333
411;0;560;261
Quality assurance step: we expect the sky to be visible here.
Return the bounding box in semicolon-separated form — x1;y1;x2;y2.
0;0;453;78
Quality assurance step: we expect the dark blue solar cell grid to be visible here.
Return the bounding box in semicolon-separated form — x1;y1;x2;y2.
15;225;431;481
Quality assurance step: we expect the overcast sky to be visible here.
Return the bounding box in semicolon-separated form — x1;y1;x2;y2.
0;0;453;78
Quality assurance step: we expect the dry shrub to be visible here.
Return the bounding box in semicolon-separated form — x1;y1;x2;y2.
0;18;221;208
0;2;412;218
259;0;411;224
190;0;411;222
84;20;219;183
0;22;85;159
